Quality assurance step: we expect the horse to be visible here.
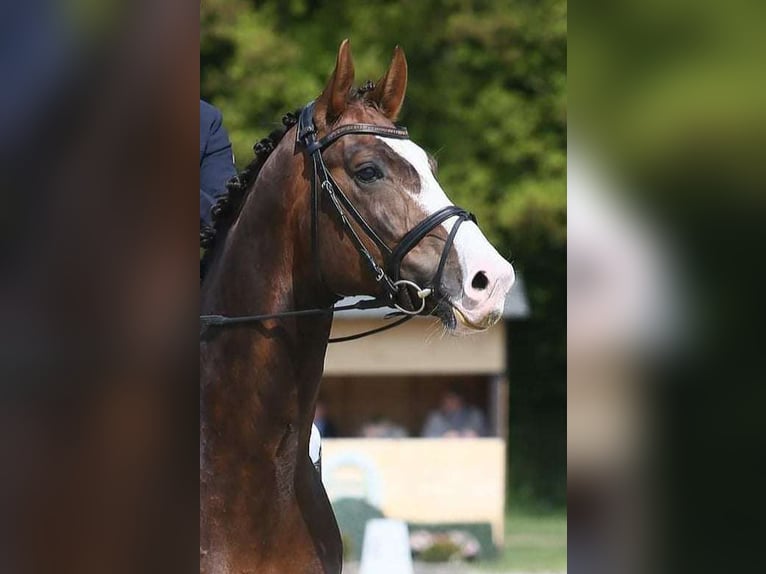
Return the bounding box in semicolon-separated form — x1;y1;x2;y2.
200;39;515;574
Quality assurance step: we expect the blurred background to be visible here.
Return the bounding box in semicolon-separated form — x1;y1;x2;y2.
1;1;199;573
570;1;766;573
201;0;566;571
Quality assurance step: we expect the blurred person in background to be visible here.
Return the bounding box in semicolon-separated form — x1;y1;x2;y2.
360;415;408;438
313;400;338;438
421;387;487;438
200;99;236;228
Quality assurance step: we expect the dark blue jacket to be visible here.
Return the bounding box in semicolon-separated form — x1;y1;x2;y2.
200;100;237;226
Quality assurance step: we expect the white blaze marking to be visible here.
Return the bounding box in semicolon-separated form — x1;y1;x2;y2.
377;137;453;216
377;136;509;297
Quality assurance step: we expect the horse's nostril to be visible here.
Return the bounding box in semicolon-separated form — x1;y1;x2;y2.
471;271;489;291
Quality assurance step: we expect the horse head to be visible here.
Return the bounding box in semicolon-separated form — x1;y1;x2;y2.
300;40;515;333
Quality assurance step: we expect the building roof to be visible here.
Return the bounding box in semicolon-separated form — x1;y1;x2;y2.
333;275;531;320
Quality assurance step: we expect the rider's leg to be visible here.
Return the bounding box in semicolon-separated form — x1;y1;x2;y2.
309;423;322;475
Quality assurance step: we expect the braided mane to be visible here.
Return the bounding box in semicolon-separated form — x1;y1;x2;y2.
199;109;300;280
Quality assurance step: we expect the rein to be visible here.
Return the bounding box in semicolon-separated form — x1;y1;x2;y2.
200;297;412;343
200;101;475;343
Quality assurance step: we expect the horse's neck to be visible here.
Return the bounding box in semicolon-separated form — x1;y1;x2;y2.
201;165;333;451
200;175;335;564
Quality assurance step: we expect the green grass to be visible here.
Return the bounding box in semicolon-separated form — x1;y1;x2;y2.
477;508;567;572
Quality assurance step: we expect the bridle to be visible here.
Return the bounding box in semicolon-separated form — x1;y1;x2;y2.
200;101;475;342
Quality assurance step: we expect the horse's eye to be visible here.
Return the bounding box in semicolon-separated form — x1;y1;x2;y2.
355;166;382;183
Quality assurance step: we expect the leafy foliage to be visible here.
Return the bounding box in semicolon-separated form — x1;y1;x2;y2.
201;0;566;506
418;540;462;562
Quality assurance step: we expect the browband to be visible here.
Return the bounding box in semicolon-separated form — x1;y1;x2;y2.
298;102;409;154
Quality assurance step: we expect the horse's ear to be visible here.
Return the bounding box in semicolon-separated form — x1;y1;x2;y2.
369;45;408;121
315;39;356;127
